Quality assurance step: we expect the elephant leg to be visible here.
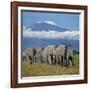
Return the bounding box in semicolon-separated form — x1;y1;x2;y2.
55;56;57;65
28;56;32;64
34;56;36;63
50;55;53;65
69;56;74;66
53;55;55;65
53;58;56;65
59;56;62;66
48;56;51;65
40;58;42;64
40;55;43;64
33;56;36;63
32;57;34;64
46;56;49;64
25;56;30;64
66;58;69;67
55;58;57;65
49;59;52;64
58;59;60;65
30;58;33;64
56;56;59;65
64;56;69;67
61;56;64;66
54;58;56;65
72;57;75;66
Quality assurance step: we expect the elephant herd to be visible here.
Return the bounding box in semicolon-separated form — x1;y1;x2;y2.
22;44;75;67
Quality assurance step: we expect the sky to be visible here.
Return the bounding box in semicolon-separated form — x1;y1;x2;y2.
22;11;80;31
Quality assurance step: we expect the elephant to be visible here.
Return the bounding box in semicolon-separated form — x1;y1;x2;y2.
55;45;74;67
54;45;66;66
22;51;30;64
22;48;36;64
42;45;56;65
34;48;44;64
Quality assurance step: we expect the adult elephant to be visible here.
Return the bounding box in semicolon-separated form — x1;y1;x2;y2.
22;48;36;64
22;50;30;64
34;48;44;64
55;45;66;66
55;45;74;67
42;45;56;65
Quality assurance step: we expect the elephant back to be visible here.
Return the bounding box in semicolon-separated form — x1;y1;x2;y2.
43;45;55;55
35;48;43;54
55;45;66;56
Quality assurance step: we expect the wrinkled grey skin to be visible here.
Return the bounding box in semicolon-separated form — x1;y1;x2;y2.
55;45;74;66
22;51;30;63
42;45;56;64
55;45;67;66
22;48;36;64
34;48;44;64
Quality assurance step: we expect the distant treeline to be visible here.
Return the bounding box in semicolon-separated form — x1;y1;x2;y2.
73;50;79;54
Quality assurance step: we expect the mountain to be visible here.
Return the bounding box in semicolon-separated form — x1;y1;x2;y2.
30;21;67;32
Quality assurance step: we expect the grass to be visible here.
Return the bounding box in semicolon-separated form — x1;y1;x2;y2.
22;54;79;77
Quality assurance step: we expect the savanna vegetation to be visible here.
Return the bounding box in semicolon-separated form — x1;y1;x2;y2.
22;53;79;77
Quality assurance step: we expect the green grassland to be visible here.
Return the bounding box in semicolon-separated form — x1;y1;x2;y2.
22;54;79;77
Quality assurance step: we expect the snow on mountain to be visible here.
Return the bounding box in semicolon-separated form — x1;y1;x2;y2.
37;21;57;25
30;21;67;32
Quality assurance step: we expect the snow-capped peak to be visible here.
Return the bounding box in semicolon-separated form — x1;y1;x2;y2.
37;21;57;26
43;21;57;25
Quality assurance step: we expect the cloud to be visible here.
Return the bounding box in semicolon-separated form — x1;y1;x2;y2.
23;27;79;40
23;26;32;31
